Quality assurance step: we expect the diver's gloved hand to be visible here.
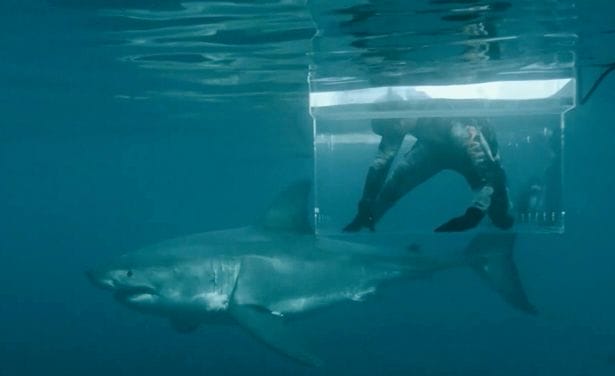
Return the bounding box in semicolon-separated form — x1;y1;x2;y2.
434;207;485;232
343;200;375;232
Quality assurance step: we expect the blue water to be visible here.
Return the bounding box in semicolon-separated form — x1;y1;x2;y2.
2;1;615;375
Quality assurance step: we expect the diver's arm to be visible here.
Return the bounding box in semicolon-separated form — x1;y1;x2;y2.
477;119;500;161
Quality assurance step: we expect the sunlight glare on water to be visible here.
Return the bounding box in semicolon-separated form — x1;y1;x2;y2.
45;0;615;104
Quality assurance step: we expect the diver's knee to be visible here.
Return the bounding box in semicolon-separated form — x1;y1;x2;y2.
372;152;395;170
472;186;494;211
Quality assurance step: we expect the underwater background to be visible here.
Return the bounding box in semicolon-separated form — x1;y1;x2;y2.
1;0;615;375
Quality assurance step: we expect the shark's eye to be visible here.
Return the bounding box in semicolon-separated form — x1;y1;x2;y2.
126;270;133;277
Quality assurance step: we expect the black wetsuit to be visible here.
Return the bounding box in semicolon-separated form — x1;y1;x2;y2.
345;117;513;232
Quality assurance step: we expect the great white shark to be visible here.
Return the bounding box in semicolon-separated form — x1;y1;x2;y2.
87;181;536;365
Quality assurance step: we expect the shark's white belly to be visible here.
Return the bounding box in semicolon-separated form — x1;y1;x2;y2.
232;254;399;315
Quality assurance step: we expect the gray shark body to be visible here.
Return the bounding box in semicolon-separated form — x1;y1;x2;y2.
87;182;535;365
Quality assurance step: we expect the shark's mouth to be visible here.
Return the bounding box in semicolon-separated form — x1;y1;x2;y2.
114;286;157;303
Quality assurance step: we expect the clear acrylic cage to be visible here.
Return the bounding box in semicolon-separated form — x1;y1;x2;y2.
311;78;575;235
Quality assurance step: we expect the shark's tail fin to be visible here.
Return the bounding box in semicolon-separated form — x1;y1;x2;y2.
464;233;538;315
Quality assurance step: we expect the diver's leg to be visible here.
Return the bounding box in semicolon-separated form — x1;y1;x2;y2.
361;132;406;202
343;131;405;232
435;122;511;232
369;142;441;228
487;165;514;229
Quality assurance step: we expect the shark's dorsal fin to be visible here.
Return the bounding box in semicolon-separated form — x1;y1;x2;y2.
259;180;313;234
465;233;538;315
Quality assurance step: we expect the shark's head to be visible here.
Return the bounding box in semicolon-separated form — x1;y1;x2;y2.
87;250;241;328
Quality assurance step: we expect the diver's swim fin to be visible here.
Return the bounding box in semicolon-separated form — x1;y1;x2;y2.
343;201;375;232
343;215;374;232
343;215;364;232
435;207;485;232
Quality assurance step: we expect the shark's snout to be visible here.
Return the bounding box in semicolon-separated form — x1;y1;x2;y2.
85;269;114;290
86;267;158;308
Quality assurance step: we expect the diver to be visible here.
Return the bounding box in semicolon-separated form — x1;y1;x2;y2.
516;125;563;225
343;117;514;233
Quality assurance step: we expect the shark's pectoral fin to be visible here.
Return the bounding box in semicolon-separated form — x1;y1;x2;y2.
229;303;322;367
170;318;201;334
